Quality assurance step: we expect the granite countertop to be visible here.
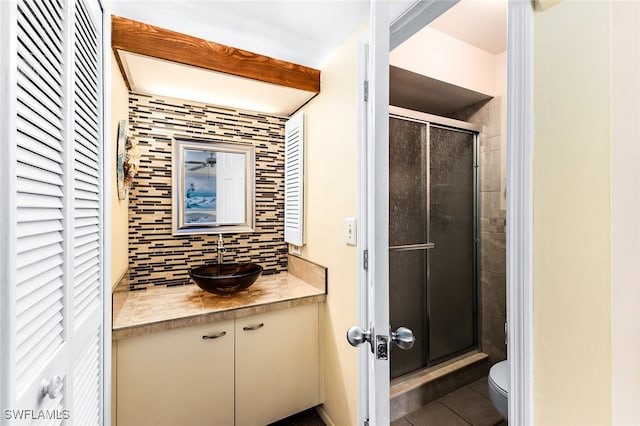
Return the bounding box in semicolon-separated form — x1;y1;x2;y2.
112;271;326;340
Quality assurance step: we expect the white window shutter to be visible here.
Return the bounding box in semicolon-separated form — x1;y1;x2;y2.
2;0;104;423
284;112;304;246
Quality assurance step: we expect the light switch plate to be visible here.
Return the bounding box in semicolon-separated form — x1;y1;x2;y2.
345;217;357;246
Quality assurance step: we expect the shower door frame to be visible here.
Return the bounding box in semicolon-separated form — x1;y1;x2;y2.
389;106;481;372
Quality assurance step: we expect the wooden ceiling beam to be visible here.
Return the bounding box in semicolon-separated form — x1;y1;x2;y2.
111;15;320;94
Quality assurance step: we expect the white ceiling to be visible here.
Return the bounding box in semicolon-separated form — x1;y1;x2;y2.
110;0;370;69
429;0;507;54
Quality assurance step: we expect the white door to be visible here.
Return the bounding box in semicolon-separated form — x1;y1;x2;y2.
347;3;394;425
216;152;245;224
349;2;464;425
0;1;104;424
351;2;534;425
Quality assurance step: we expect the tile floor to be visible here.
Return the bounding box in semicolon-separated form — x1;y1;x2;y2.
273;376;505;426
392;377;506;426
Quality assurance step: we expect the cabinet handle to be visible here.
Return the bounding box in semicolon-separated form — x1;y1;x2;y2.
243;323;264;331
202;331;227;340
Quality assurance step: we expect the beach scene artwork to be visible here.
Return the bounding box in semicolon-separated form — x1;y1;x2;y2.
183;149;217;224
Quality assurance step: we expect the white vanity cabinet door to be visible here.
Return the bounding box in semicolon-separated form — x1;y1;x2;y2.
116;320;235;426
235;303;321;426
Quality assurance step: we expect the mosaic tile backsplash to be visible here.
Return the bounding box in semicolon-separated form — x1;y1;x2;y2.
127;94;288;290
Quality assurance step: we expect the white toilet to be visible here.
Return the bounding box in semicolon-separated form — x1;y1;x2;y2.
488;360;508;419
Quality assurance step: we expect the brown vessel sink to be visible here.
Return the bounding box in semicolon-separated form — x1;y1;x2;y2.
189;262;263;295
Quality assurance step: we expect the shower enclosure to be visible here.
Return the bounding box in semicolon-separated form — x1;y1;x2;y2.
389;107;479;379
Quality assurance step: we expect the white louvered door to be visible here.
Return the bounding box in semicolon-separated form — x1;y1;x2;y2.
1;0;104;424
284;112;304;246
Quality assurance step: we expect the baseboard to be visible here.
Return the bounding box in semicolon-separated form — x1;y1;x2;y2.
315;405;336;426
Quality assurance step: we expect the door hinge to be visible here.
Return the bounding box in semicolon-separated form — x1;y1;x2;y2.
364;80;369;102
364;419;369;426
363;249;369;270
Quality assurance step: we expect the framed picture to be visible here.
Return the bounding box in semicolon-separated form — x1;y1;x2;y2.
172;138;255;235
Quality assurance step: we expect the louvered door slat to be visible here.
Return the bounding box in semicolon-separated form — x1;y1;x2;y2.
17;206;63;222
16;253;63;284
75;224;99;239
75;179;99;195
15;244;63;271
75;247;99;271
76;154;99;175
16;231;63;255
75;171;100;189
16;20;62;84
75;207;99;220
16;178;64;200
19;2;63;52
16;127;64;162
16;70;62;118
75;117;100;150
73;331;101;425
17;192;64;210
16;288;64;392
74;215;99;229
15;18;62;90
16;162;64;187
16;292;62;353
17;100;63;140
75;64;98;102
75;161;100;179
17;219;63;239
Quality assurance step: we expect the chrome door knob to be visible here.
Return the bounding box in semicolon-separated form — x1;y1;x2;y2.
391;326;415;350
346;326;371;347
40;375;62;399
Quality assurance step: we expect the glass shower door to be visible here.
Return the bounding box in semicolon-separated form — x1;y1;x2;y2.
389;116;477;379
428;125;477;363
389;117;429;378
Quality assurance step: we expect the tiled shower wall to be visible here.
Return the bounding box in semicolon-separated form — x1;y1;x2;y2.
126;94;288;290
450;97;507;366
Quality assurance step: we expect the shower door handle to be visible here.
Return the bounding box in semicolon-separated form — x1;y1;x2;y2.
391;326;415;350
389;242;435;252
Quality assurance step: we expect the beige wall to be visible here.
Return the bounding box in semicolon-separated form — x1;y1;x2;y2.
110;51;129;289
533;2;612;424
611;1;640;423
299;29;362;426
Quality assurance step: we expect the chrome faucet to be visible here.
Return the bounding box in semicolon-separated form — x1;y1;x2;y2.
217;234;226;265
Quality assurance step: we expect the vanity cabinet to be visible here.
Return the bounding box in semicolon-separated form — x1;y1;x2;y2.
235;304;321;425
116;319;235;426
115;303;320;426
